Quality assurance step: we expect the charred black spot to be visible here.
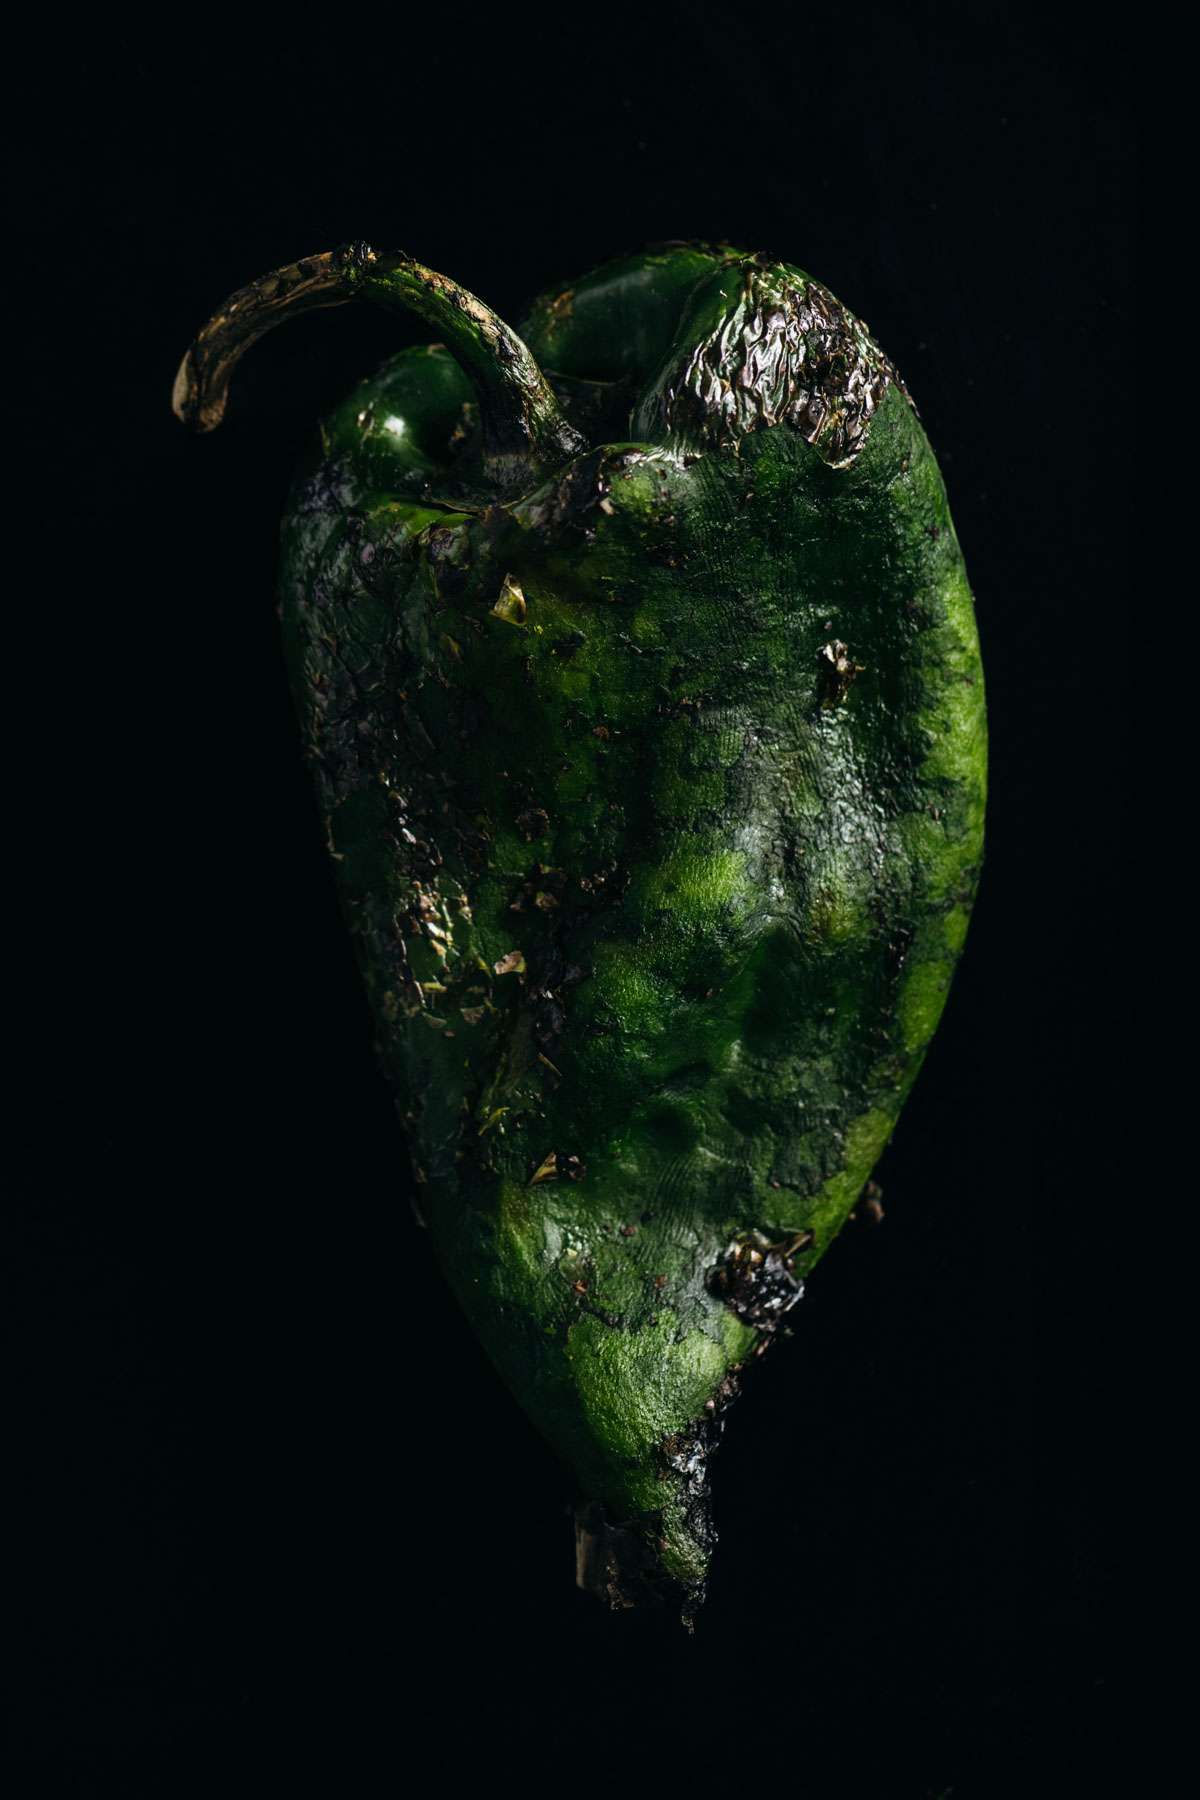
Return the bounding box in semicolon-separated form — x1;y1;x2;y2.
639;263;908;467
659;1368;742;1550
707;1230;812;1331
818;639;866;708
574;1502;698;1620
575;1367;744;1625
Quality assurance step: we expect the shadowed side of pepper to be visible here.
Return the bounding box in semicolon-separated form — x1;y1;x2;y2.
175;243;986;1623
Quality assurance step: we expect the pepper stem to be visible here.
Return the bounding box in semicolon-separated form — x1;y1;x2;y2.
173;243;584;489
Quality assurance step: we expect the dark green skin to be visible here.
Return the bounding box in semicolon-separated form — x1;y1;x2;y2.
184;244;986;1613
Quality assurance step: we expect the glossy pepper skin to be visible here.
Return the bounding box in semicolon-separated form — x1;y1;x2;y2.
175;243;986;1618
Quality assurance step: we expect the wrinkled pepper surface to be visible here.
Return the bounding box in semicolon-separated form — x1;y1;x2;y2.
175;242;986;1617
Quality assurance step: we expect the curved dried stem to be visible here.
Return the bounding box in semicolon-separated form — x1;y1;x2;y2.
174;243;584;488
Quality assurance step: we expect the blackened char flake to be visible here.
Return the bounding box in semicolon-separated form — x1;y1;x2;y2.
573;1501;698;1619
574;1369;745;1626
707;1230;813;1331
660;1372;741;1545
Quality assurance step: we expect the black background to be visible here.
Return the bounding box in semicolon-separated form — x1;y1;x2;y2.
14;3;1129;1788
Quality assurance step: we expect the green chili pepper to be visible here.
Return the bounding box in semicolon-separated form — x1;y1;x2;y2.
175;242;986;1620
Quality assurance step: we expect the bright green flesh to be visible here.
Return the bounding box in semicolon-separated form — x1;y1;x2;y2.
277;247;986;1603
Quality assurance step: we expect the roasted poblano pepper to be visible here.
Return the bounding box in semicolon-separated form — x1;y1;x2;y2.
175;243;986;1617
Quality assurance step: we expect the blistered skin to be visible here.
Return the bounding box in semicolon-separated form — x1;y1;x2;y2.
272;247;986;1611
